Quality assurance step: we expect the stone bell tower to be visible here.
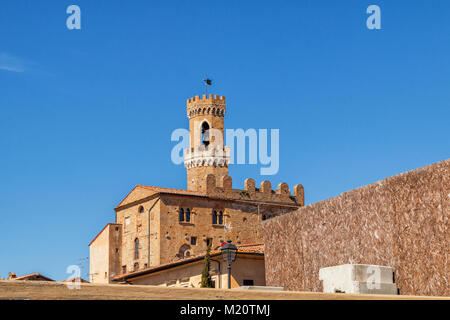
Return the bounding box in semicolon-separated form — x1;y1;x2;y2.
184;94;230;192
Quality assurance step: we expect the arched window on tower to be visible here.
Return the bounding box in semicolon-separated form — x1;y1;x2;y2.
212;210;218;225
218;211;223;225
134;238;139;260
201;121;210;147
179;208;184;222
185;208;190;222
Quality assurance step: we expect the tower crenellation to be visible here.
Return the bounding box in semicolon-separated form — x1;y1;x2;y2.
187;94;226;118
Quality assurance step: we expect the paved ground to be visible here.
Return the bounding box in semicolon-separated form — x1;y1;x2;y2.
0;280;447;300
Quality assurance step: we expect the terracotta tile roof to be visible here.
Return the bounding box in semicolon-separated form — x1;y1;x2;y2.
112;243;264;282
233;243;264;254
12;273;54;281
210;242;264;255
115;185;207;209
137;185;206;197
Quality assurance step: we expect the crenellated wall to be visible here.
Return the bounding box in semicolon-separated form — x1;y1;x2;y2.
200;174;304;206
262;159;449;296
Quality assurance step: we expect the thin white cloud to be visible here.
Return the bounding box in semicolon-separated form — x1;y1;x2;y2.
0;53;26;73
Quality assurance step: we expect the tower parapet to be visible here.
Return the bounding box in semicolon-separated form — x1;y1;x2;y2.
187;95;226;118
184;145;231;169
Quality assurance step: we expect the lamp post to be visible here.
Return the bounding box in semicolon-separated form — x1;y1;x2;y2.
221;239;238;289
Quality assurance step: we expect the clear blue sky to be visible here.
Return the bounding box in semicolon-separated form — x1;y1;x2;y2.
0;0;449;281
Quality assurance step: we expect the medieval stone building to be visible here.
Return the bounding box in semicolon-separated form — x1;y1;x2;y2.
89;93;304;284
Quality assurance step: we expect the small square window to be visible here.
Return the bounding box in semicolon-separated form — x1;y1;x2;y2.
243;279;254;286
191;237;197;245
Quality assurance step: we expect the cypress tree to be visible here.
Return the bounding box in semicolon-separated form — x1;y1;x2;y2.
200;243;214;288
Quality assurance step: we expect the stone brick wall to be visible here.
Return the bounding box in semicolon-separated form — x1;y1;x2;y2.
158;194;294;265
109;224;122;279
115;197;160;273
109;189;297;278
187;166;229;192
262;159;449;296
108;176;302;277
159;195;252;261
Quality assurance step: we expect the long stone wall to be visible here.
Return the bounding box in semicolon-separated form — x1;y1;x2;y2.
262;159;449;296
1;280;444;300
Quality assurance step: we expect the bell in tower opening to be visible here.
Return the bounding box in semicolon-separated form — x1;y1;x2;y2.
201;121;210;147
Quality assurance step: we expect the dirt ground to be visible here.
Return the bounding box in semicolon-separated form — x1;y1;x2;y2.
0;280;447;300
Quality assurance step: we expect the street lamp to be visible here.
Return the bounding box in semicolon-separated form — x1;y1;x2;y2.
221;239;238;289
